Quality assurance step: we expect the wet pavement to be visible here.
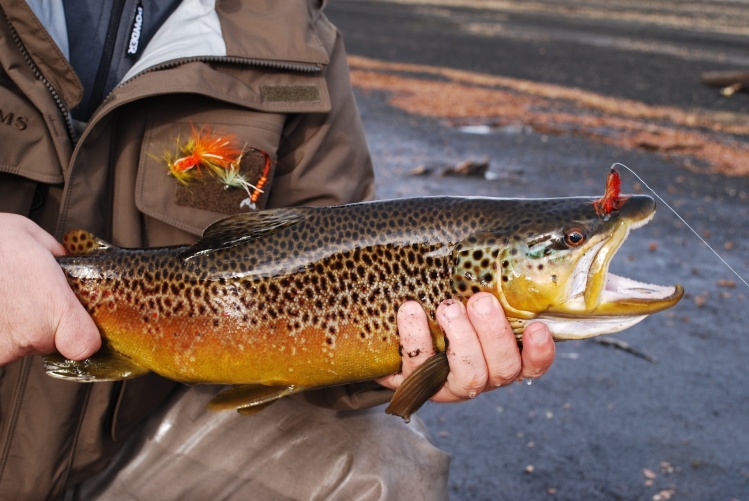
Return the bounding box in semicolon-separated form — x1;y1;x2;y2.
327;1;749;499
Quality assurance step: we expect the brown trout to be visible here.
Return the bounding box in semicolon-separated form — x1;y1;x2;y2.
46;194;683;419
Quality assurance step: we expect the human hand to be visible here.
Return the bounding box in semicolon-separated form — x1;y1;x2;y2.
377;292;555;402
0;214;101;365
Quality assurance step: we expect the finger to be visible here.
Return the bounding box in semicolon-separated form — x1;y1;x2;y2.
396;301;436;376
519;322;555;379
434;299;488;401
376;301;435;390
54;308;101;360
53;282;102;360
465;292;522;388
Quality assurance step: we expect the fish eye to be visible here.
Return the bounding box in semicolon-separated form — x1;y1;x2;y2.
564;227;586;247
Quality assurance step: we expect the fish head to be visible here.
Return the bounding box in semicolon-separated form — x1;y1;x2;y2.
453;195;683;340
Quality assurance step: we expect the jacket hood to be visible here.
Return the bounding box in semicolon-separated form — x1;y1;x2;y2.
124;0;331;81
4;0;330;109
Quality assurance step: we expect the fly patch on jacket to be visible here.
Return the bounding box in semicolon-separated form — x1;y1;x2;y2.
157;126;271;213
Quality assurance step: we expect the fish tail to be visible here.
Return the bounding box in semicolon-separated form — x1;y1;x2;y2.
43;344;149;382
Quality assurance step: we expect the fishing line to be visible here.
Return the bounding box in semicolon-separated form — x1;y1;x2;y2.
612;162;749;289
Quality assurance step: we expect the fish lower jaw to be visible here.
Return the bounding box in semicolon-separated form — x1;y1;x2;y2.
533;314;649;340
508;314;649;340
588;273;684;318
577;271;683;312
520;274;683;340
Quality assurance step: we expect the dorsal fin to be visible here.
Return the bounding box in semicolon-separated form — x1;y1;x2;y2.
62;230;118;256
179;207;310;260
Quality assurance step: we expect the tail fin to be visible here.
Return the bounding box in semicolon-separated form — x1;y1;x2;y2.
43;343;149;382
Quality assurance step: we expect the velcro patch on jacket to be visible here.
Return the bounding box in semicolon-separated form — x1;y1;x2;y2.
261;85;321;103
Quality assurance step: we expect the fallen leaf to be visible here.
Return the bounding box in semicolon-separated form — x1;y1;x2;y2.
653;489;676;501
408;166;433;176
660;461;675;474
441;157;490;177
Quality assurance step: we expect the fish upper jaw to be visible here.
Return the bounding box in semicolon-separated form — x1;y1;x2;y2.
529;211;683;340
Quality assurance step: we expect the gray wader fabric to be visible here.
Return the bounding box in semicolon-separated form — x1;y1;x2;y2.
71;386;451;500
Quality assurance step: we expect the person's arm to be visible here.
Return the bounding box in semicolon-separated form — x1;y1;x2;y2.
378;293;555;402
0;214;100;365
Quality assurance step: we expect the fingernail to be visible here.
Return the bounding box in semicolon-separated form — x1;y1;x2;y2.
442;300;463;319
471;295;496;317
527;323;550;344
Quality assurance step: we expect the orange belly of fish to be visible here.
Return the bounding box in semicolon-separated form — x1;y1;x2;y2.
93;305;402;387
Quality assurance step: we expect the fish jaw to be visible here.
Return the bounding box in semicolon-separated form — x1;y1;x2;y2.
495;195;683;340
558;213;683;309
530;276;684;340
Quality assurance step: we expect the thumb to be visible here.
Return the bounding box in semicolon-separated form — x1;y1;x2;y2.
54;292;101;360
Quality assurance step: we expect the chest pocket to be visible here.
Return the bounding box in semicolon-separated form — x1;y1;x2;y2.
135;105;285;242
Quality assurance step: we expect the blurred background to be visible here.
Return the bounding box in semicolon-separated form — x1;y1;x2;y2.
327;1;749;499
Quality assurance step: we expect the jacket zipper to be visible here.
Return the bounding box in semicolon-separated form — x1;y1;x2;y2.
0;358;31;485
4;15;78;144
84;0;128;120
95;54;323;112
136;55;324;77
75;55;321;138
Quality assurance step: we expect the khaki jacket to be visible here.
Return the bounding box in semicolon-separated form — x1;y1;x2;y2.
0;1;384;498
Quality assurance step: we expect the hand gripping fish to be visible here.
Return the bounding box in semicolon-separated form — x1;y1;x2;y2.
45;178;683;420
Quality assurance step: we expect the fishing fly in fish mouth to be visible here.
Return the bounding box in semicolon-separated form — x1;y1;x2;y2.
45;168;683;420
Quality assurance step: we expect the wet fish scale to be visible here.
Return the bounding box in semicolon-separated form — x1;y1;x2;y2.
59;197;616;383
63;198;505;385
51;195;683;419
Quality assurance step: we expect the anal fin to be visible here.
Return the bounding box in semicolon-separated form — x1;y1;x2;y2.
207;384;308;414
43;344;149;382
385;351;450;422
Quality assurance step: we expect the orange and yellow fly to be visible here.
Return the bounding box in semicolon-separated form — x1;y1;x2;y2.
165;126;243;185
162;126;271;209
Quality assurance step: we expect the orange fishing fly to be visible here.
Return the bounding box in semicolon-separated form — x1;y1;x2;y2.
165;126;243;185
249;148;271;204
593;166;625;217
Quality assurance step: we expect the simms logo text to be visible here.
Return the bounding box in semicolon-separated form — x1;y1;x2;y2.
0;109;28;130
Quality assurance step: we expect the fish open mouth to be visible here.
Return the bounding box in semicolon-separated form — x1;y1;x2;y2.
538;211;684;340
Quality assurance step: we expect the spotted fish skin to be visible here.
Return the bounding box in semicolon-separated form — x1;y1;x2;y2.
51;195;682;413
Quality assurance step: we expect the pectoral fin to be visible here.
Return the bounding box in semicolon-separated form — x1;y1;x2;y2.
43;344;149;381
207;384;308;414
385;351;450;422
